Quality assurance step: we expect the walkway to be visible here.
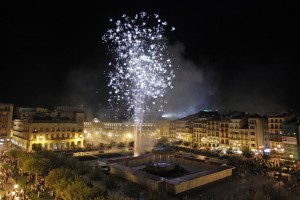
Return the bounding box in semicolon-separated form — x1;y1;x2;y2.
0;163;16;199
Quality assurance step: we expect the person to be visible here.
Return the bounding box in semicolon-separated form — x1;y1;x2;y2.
208;192;212;200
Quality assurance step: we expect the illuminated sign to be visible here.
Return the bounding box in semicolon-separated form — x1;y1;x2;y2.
282;136;297;145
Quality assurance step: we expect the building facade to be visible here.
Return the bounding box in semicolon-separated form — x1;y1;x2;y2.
268;114;288;158
282;121;300;160
0;103;13;146
12;107;84;151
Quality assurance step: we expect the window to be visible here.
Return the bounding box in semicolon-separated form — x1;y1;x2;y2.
250;132;255;135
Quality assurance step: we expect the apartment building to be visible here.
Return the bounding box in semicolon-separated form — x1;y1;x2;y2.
12;107;84;151
0;103;13;145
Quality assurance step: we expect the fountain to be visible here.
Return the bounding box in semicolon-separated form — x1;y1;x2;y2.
102;12;175;156
145;145;178;176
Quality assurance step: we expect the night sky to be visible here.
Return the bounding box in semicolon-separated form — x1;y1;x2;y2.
2;1;300;119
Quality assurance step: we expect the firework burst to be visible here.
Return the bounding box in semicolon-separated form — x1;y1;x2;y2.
102;12;175;123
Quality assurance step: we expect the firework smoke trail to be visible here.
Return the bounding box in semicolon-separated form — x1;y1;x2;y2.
102;12;175;156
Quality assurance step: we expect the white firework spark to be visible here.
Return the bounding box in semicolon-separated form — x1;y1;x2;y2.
102;12;175;123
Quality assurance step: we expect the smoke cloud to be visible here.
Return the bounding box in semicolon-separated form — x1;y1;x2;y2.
163;42;219;119
59;65;108;120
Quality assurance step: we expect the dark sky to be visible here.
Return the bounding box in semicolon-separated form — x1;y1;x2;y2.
2;1;300;118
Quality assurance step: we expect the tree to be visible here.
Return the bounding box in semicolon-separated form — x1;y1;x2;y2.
45;168;75;200
173;140;183;146
183;141;191;147
156;136;169;146
54;177;71;200
117;142;125;148
87;167;104;181
128;141;134;147
98;143;105;148
22;157;51;182
63;177;95;200
85;143;94;150
32;143;43;151
18;152;30;169
61;156;89;175
110;140;116;147
46;168;75;187
36;150;61;169
6;149;25;168
242;147;253;158
6;149;18;162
